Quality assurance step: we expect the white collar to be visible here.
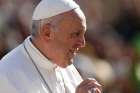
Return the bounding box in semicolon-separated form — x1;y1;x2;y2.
24;36;57;71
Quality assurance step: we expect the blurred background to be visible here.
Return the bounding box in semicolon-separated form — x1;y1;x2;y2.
0;0;140;93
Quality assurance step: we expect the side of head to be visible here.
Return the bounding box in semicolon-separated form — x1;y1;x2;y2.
31;1;87;68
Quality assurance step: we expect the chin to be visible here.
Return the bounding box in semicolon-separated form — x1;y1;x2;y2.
65;59;73;67
61;62;72;68
69;53;76;59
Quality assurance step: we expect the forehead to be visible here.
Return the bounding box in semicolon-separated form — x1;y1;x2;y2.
57;8;87;32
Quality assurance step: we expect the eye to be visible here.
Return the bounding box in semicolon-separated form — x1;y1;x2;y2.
75;32;81;36
71;31;81;38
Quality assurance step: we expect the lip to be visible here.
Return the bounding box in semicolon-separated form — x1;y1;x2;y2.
69;48;79;54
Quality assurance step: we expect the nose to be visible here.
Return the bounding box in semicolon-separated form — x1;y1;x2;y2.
77;36;86;48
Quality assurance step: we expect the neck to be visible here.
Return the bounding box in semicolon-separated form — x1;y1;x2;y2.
30;36;52;61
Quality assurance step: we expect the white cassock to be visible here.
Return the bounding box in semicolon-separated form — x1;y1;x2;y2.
0;36;83;93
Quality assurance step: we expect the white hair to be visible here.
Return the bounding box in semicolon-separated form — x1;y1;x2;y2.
31;14;63;36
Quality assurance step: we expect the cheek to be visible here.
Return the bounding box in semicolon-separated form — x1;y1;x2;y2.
54;36;75;51
54;41;70;51
64;39;75;48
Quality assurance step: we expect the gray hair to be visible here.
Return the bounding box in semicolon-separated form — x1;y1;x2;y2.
31;15;63;36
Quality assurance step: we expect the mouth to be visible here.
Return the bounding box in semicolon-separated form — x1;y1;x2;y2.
69;48;79;55
66;48;79;60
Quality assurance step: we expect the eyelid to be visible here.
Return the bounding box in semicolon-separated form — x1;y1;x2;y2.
71;32;80;37
70;29;85;38
76;32;80;35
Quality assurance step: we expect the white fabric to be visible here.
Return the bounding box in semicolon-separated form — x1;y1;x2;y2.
32;0;79;20
0;36;83;93
74;54;96;78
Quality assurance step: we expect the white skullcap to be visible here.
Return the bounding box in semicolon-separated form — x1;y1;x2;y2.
32;0;79;20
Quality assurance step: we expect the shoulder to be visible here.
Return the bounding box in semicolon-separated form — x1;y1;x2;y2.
0;43;29;73
1;44;25;62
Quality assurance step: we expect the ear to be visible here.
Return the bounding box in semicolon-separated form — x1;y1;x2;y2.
39;23;52;40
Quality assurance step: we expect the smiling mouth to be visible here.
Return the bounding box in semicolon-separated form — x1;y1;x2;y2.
69;48;79;54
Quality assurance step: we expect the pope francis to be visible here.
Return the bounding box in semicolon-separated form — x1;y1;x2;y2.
0;0;102;93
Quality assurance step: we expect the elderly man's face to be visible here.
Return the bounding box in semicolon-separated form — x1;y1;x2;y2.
50;9;86;67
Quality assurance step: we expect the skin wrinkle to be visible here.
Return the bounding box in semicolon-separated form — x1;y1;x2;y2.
31;8;86;68
31;8;102;93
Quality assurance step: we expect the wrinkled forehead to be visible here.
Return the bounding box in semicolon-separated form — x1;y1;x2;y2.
41;8;87;31
61;8;87;29
70;9;87;31
54;9;87;33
